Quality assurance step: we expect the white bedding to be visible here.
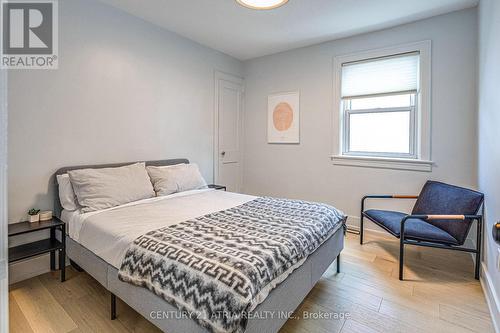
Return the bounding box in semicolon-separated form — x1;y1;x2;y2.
61;189;256;268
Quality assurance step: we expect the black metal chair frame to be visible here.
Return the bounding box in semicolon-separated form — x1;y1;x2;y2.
360;195;483;281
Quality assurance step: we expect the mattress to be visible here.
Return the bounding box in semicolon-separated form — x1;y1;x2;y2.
61;189;257;268
117;195;345;333
65;227;345;333
62;189;345;333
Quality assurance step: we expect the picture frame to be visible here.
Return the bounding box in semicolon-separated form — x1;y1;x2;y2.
267;91;300;143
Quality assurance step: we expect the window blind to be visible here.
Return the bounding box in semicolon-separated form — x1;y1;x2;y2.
341;52;419;99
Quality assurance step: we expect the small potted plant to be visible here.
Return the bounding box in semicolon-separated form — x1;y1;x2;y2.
28;209;40;223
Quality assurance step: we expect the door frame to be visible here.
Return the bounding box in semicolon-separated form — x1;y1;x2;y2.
213;70;245;190
0;66;8;332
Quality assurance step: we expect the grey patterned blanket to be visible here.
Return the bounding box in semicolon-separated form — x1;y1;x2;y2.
118;197;345;333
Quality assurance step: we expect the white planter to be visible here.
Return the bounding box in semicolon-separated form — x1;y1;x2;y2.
29;214;40;223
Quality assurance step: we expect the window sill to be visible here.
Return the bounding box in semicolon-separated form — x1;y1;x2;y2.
331;155;433;172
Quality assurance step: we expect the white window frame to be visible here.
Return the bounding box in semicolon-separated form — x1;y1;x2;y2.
342;94;417;159
332;41;433;172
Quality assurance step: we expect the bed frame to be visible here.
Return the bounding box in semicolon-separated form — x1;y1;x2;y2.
54;159;345;333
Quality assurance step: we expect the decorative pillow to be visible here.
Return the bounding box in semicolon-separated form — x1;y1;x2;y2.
147;163;207;196
56;174;79;211
68;162;155;213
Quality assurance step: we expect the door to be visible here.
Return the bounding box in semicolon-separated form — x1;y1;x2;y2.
0;67;8;332
215;72;244;192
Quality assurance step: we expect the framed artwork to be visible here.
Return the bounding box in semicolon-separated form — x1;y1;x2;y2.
267;91;300;143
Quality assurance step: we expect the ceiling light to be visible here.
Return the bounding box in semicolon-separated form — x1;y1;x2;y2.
236;0;289;10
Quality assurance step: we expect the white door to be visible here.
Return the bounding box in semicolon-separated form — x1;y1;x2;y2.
0;67;8;332
215;72;244;192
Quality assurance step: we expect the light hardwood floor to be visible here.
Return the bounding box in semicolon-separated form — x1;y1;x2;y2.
9;231;494;333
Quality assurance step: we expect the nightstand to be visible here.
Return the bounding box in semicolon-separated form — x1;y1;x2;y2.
208;184;227;191
8;217;66;282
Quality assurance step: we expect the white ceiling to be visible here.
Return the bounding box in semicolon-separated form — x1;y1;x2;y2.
99;0;478;60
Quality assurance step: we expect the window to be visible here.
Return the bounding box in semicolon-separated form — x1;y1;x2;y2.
333;41;432;171
342;52;419;158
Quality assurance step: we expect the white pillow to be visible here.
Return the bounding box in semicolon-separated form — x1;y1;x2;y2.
147;163;207;196
56;174;79;211
68;162;155;213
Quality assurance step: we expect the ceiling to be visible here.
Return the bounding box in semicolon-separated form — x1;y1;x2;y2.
99;0;479;60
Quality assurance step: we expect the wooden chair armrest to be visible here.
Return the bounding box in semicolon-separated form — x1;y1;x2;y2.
427;214;482;220
402;214;482;222
425;215;466;220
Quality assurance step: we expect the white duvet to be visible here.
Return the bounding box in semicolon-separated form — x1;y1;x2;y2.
61;189;256;268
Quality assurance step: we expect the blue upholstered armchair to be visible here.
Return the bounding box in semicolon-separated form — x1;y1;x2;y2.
360;181;484;280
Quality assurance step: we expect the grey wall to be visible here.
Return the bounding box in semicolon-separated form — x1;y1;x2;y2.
242;9;478;229
478;0;500;329
7;0;242;282
8;0;242;223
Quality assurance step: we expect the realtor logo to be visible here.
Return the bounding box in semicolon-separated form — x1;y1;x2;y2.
1;0;58;69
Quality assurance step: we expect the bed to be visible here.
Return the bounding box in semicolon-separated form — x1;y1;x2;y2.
54;159;346;333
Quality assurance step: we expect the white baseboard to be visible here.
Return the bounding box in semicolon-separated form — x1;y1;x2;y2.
481;263;500;333
8;254;52;284
9;254;71;285
346;215;389;235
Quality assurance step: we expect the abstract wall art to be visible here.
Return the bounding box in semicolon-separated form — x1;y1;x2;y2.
267;91;300;143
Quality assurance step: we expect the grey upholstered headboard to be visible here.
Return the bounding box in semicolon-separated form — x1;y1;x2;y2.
52;158;189;218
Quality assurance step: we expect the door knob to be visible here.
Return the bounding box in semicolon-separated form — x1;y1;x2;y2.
221;151;226;156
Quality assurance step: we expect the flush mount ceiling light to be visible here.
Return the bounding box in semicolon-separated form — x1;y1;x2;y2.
236;0;289;10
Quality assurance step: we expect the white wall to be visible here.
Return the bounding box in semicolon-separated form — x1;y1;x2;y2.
478;0;500;330
7;0;242;282
242;9;478;229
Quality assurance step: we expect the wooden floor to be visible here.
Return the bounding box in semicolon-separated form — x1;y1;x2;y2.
9;231;494;333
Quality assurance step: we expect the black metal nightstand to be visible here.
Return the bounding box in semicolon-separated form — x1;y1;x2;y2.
8;217;66;282
208;184;227;191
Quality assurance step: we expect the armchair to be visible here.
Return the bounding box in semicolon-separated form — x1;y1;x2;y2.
360;181;484;280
